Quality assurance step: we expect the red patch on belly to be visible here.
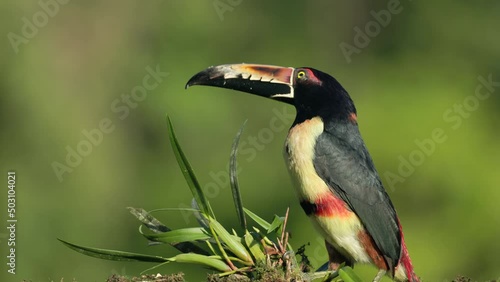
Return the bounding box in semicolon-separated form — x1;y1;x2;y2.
313;192;352;217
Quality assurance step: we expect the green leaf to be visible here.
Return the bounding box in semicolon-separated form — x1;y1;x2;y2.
129;207;209;255
268;215;284;234
58;238;167;263
244;208;271;230
205;240;218;255
339;266;363;282
244;231;265;262
166;116;213;218
140;227;211;244
128;207;170;233
60;238;231;273
172;253;232;272
229;120;247;230
208;217;253;265
251;227;274;248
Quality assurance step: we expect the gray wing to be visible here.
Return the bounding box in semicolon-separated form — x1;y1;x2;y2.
313;124;401;269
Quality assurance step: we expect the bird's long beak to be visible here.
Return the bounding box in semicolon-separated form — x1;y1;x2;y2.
186;64;295;103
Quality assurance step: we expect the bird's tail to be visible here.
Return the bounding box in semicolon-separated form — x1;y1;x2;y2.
394;222;420;282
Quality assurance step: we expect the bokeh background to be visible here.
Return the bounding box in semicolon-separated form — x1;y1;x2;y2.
1;1;499;281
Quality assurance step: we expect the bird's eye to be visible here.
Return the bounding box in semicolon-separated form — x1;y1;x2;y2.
297;71;307;79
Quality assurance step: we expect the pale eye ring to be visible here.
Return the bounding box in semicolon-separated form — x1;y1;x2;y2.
297;70;306;79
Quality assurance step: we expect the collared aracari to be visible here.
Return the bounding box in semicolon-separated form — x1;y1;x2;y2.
186;64;419;282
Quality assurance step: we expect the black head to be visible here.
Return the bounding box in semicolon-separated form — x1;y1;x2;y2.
291;67;357;125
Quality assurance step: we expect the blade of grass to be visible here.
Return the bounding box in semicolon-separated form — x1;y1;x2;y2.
59;239;227;272
128;207;170;233
167;116;213;218
268;215;284;234
140;227;211;244
208;217;253;265
229;119;248;230
244;208;271;230
244;231;265;262
208;219;237;270
58;238;167;263
172;253;232;272
251;227;274;247
129;207;209;255
205;240;217;255
140;261;171;275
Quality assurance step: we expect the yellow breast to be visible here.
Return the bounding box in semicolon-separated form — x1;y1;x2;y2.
285;117;330;201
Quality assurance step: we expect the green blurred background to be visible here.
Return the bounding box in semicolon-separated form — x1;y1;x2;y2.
1;1;499;281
